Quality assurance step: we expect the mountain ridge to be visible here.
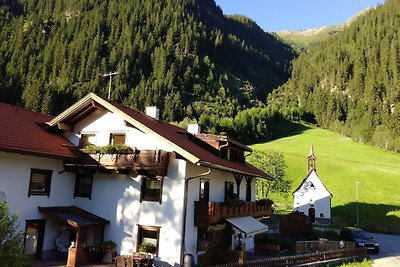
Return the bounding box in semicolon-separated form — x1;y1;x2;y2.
276;7;374;51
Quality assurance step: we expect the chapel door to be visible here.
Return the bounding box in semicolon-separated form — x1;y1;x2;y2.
308;208;316;223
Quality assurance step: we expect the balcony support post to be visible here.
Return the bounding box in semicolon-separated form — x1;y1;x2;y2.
245;176;253;202
234;173;243;198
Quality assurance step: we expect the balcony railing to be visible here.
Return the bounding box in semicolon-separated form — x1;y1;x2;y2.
83;149;170;176
194;201;275;227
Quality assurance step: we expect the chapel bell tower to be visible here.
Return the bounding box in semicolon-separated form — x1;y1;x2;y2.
308;145;317;172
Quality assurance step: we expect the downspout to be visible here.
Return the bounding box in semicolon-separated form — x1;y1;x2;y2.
219;141;229;159
180;165;211;266
244;150;253;158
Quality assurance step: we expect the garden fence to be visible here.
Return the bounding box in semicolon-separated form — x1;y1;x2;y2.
210;247;366;267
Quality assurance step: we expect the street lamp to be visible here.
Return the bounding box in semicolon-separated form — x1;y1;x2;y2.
356;179;359;227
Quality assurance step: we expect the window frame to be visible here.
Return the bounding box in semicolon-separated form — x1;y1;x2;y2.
28;169;53;197
137;225;160;256
140;175;164;204
80;133;96;148
199;179;210;202
74;172;94;199
109;133;126;145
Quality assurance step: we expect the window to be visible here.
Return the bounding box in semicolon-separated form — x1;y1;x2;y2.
28;169;52;197
74;172;94;199
140;175;163;203
109;133;126;145
137;225;160;255
224;181;235;201
80;133;96;148
199;179;210;202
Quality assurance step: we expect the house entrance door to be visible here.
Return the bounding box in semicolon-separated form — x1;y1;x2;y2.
24;219;46;259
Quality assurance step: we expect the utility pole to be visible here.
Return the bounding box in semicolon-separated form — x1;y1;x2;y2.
102;71;118;99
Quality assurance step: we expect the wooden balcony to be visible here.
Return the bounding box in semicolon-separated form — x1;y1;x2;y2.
194;201;275;227
84;149;170;176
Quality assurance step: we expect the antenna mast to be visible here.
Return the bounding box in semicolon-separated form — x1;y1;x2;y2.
102;71;118;99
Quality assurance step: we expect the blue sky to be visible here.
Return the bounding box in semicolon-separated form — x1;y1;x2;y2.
214;0;385;32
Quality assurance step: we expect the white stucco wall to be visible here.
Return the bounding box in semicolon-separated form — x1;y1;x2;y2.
0;151;76;256
65;109;174;151
73;157;187;266
293;171;331;220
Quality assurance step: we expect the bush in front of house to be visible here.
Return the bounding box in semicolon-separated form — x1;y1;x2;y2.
0;201;30;267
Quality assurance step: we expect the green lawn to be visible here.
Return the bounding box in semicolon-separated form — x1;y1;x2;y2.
251;124;400;228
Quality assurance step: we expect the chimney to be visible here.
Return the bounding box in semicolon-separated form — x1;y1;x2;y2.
187;123;201;134
145;106;160;120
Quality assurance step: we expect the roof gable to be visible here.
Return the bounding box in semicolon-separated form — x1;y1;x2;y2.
293;170;333;197
48;93;271;178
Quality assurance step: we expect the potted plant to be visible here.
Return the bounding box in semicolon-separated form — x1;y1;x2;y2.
86;243;102;262
138;242;157;254
101;240;117;264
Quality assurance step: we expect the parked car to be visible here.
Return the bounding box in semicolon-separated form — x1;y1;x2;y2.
339;227;379;254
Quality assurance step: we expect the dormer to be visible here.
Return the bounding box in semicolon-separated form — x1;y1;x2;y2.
194;134;251;164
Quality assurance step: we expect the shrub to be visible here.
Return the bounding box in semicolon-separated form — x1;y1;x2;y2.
254;233;280;244
0;201;30;267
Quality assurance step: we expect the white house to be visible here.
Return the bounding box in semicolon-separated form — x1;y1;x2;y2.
293;146;332;224
0;93;274;266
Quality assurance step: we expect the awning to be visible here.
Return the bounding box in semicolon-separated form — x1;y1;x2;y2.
38;206;110;228
226;216;268;237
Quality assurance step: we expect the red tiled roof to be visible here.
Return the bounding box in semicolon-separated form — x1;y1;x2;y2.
0;103;77;159
107;100;271;179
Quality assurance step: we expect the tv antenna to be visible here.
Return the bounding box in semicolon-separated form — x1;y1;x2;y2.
102;71;118;99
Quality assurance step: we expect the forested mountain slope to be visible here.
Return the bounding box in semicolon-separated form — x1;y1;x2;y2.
268;0;400;151
0;0;295;141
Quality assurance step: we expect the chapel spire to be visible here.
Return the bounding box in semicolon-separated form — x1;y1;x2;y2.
308;145;317;172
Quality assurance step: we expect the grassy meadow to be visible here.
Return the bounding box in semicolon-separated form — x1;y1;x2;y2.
251;123;400;228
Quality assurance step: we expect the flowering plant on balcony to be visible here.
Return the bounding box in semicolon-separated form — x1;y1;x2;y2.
197;240;212;252
225;196;245;207
256;198;275;209
83;144;137;154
